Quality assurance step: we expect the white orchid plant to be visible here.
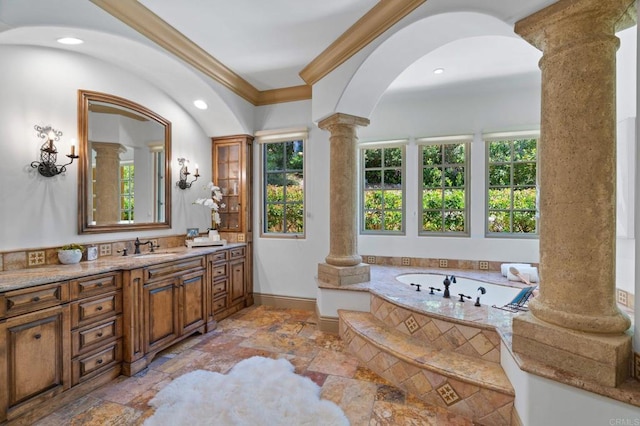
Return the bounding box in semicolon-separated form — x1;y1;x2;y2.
193;182;225;227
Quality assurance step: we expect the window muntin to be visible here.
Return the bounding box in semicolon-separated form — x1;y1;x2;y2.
361;145;405;234
420;143;468;235
262;140;304;235
486;138;538;235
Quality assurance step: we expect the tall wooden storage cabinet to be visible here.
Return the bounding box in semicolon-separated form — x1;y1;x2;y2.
212;134;254;307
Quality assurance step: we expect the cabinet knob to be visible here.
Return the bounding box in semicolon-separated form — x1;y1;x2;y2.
97;283;103;287
96;332;104;338
96;306;103;311
32;296;40;302
96;359;103;365
34;333;41;339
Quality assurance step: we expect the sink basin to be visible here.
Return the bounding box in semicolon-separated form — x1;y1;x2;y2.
134;253;174;259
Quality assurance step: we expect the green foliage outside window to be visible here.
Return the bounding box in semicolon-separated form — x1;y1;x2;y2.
120;164;134;222
421;143;467;234
487;138;537;234
264;140;304;234
362;146;404;232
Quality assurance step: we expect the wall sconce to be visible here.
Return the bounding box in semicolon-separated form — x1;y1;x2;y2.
30;125;78;177
176;157;199;189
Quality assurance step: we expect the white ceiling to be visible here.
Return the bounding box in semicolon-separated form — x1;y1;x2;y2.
138;0;378;90
0;0;634;99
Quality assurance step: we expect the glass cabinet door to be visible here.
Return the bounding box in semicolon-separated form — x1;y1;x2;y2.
214;143;241;231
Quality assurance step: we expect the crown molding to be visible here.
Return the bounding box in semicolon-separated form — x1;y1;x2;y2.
91;0;260;104
256;85;312;106
299;0;426;85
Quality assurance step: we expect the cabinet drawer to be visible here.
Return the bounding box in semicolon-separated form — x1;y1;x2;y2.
212;279;227;296
230;247;245;259
210;250;228;263
72;340;122;385
145;257;205;282
71;291;122;328
72;315;122;357
212;296;227;313
3;282;69;318
212;264;227;280
70;272;121;299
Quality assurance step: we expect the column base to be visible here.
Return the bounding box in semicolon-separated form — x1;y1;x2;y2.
317;262;370;286
512;313;632;387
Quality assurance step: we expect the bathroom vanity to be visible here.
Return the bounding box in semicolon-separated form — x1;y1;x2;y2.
0;244;249;424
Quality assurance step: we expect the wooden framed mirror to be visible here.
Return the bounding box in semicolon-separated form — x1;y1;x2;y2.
78;90;172;234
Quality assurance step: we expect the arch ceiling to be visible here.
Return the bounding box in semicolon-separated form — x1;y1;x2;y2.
336;12;540;119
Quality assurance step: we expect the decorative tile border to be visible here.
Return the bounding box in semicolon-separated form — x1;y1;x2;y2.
371;294;501;363
361;254;539;272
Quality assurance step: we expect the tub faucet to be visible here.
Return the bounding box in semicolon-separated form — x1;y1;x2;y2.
443;276;453;298
475;286;486;307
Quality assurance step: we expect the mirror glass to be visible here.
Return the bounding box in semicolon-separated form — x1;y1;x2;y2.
78;90;171;233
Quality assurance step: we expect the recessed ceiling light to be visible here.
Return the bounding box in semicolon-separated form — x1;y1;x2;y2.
433;68;445;75
193;100;208;110
57;37;84;45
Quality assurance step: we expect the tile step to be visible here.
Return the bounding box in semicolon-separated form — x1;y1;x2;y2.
339;309;514;396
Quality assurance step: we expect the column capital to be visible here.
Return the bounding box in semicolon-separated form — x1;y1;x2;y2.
318;112;370;131
515;0;635;52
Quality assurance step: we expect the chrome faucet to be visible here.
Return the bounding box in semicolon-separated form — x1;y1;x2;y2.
134;237;160;254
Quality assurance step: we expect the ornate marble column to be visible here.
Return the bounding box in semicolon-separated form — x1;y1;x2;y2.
93;142;126;225
317;113;371;285
511;0;635;387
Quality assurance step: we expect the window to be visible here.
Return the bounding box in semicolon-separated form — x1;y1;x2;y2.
419;138;470;235
120;163;134;223
486;133;538;236
361;144;405;233
257;128;307;237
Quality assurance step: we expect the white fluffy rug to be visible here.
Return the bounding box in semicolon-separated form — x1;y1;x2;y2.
144;356;349;426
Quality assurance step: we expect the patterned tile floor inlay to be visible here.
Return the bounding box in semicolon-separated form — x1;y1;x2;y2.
33;305;473;426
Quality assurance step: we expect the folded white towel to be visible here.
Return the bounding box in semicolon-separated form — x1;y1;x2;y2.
501;263;531;277
507;266;539;283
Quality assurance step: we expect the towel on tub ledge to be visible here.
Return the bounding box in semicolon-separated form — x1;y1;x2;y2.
500;263;532;277
506;266;539;283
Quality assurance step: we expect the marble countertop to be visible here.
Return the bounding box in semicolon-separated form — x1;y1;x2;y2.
0;243;245;293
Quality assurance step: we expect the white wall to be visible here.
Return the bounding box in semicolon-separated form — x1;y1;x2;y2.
253;100;330;299
0;45;215;250
358;74;542;263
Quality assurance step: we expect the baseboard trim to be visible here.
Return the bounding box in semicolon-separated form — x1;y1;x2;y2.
253;293;316;311
315;304;339;334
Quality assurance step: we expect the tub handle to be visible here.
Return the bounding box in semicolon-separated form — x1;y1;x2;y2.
428;287;441;295
458;293;472;302
410;283;421;292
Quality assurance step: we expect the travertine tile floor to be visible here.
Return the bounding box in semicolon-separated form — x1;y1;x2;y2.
34;305;473;426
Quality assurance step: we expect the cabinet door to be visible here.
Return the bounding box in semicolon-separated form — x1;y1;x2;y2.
179;269;207;335
143;279;179;353
229;258;246;305
1;305;70;420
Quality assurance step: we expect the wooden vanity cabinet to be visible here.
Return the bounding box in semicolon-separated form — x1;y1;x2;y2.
205;246;249;322
0;282;71;423
123;256;207;376
69;272;123;386
212;134;254;311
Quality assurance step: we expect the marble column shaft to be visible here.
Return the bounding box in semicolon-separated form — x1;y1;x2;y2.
516;0;634;334
318;113;370;267
93;142;126;225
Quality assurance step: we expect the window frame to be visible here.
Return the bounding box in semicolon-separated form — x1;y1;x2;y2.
119;161;135;223
359;140;407;235
256;128;307;239
484;131;539;238
417;135;472;237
